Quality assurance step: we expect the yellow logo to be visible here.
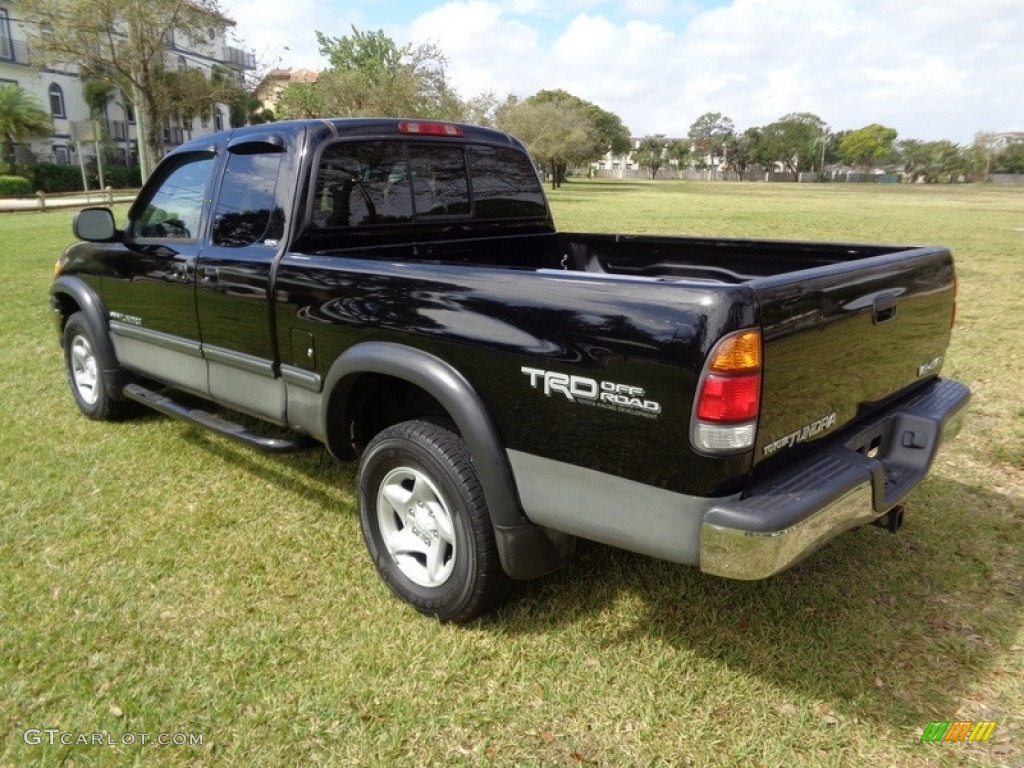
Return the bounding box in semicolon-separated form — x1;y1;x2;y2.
921;721;997;742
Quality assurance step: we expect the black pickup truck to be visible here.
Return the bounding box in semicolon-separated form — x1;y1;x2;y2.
51;118;970;622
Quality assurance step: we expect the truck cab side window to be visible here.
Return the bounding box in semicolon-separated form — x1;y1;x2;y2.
129;152;214;240
212;152;284;247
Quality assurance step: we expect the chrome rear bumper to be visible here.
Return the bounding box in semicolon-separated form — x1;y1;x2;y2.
700;377;970;580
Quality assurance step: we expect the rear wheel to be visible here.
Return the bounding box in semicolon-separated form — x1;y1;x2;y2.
358;419;511;623
62;312;127;420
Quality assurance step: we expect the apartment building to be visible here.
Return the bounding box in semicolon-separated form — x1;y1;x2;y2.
0;1;255;168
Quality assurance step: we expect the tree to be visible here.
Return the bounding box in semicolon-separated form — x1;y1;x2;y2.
974;132;1024;178
897;139;929;181
0;85;53;173
993;141;1024;174
897;139;971;183
633;135;668;178
495;97;598;189
26;0;242;179
275;82;324;119
527;89;631;163
760;112;827;180
666;139;692;172
730;127;764;178
578;100;632;158
460;91;501;128
495;90;627;188
277;26;462;120
687;112;734;173
838;123;898;171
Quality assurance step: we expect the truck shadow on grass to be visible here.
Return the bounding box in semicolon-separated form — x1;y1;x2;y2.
502;475;1023;730
174;424;1021;735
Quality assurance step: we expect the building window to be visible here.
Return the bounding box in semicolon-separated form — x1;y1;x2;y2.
54;146;71;165
0;10;12;60
48;83;65;118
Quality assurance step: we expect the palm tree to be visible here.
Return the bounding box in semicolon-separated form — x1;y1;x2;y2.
0;85;52;174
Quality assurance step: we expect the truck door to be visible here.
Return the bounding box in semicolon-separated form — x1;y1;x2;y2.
195;134;289;422
103;150;216;396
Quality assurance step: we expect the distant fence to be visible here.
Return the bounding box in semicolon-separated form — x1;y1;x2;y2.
590;169;1024;185
590;169;904;183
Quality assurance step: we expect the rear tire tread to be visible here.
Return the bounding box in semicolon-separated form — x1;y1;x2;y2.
358;419;512;623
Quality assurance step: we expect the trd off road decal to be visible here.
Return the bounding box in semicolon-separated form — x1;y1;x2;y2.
521;367;661;419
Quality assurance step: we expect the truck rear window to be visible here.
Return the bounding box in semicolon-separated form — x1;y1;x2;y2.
312;140;545;228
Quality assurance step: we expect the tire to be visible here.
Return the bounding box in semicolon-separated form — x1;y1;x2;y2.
62;311;127;420
358;419;512;623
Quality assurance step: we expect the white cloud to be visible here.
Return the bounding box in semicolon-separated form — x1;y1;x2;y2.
407;2;545;95
220;0;1024;143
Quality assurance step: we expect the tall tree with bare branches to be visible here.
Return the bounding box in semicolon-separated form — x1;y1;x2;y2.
26;0;242;178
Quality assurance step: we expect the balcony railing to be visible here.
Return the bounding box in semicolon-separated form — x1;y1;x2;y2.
0;38;33;66
162;126;184;145
109;120;128;140
221;45;255;70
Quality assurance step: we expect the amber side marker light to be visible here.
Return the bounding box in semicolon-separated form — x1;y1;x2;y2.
709;330;761;373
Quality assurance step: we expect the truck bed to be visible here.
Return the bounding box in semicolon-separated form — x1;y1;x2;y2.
559;232;913;282
555;232;957;472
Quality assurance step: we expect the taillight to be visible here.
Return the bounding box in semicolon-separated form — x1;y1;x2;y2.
691;329;762;455
696;373;761;421
398;120;463;137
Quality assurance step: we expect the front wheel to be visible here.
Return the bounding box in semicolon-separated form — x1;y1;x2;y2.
62;311;127;420
358;420;511;623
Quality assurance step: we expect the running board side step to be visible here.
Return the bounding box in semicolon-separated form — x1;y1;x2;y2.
123;383;314;454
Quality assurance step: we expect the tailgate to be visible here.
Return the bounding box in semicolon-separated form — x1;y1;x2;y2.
753;246;956;464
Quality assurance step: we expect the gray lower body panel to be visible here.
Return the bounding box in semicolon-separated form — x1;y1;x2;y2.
507;450;731;566
110;321;207;396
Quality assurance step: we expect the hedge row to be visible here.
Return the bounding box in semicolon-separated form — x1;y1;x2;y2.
0;175;32;196
4;163;142;194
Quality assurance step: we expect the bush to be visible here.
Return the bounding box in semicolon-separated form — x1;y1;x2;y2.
30;163;82;193
24;162;142;193
96;165;141;189
0;175;32;196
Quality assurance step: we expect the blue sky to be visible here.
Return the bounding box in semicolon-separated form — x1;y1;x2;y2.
217;0;1023;144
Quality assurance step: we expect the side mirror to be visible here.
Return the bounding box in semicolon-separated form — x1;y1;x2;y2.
73;208;119;242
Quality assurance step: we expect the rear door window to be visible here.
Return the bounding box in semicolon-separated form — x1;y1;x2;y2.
313;141;414;227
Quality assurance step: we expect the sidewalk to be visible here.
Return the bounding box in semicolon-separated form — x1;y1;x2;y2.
0;190;137;212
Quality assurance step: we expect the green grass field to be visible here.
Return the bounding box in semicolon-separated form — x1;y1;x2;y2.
1;180;1021;767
